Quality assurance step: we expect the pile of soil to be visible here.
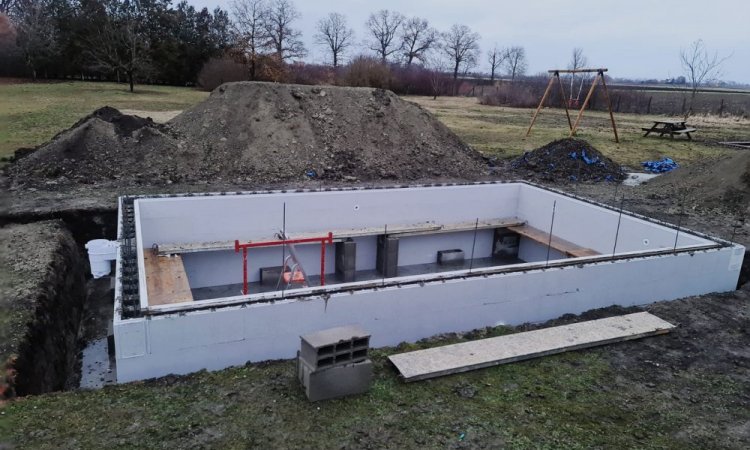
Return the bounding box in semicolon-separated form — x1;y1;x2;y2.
646;150;750;215
5;106;182;186
511;138;625;183
5;82;488;188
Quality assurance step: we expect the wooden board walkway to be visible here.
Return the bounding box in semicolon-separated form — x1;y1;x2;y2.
389;312;674;382
143;251;194;306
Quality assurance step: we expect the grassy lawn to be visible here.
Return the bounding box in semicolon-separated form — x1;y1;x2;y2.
406;96;746;168
0;81;207;159
1;330;732;449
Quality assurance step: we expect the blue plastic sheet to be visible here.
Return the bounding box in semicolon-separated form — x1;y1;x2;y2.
641;158;678;173
569;149;601;165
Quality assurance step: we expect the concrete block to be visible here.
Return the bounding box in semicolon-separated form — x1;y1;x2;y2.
493;229;520;258
300;325;370;369
438;249;465;265
259;266;283;285
376;235;399;277
298;358;373;402
335;239;357;282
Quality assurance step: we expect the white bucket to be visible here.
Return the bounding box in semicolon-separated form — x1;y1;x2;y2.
85;239;118;278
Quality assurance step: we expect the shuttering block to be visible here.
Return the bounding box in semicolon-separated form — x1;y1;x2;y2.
376;235;399;277
437;249;465;265
297;356;373;402
300;325;370;370
389;312;675;382
335;239;357;282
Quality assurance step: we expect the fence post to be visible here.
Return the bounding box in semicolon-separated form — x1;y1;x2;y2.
718;98;725;116
647;96;652;114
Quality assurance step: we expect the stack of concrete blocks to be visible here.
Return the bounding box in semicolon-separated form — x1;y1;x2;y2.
376;235;399;277
297;325;373;402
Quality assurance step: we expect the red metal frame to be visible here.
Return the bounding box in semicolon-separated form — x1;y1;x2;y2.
234;232;334;295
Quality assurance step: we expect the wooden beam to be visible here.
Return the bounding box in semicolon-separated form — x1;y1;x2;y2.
554;71;573;130
599;71;620;143
569;72;600;137
547;68;608;74
508;224;599;258
525;76;556;138
389;312;675;382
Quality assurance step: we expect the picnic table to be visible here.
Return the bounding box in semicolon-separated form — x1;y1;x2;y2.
642;119;697;140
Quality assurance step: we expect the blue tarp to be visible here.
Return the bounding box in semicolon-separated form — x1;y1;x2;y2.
642;157;678;173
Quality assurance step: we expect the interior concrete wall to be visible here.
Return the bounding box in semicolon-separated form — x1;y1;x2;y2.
114;244;744;382
518;238;566;262
517;185;712;254
136;184;521;247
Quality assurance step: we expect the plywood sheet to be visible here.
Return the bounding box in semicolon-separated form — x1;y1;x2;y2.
143;251;194;306
389;312;674;382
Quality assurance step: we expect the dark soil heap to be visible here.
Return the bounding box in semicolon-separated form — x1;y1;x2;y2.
6;106;181;185
511;138;625;183
5;82;488;187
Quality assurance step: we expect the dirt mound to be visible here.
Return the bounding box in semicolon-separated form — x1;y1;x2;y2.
5;82;487;188
6;107;184;185
511;138;625;183
169;82;487;182
646;150;750;214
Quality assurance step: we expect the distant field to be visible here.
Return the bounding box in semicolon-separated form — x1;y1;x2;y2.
407;96;747;168
0;81;207;159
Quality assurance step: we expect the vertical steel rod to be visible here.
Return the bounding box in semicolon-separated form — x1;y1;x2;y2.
673;195;685;253
545;201;557;267
612;195;625;257
320;240;326;286
382;224;388;286
281;202;286;297
469;218;479;273
242;247;248;295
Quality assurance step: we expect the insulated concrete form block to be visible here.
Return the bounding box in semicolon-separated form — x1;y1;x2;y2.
113;182;744;382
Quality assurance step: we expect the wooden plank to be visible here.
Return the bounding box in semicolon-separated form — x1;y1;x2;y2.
143;251;194;306
508;224;599;258
158;217;526;255
547;68;608;74
389;312;675;382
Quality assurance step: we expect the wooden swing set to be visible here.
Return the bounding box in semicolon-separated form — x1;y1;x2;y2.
526;68;619;143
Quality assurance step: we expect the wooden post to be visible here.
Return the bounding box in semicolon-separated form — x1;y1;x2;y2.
570;73;600;138
555;71;573;130
599;71;620;143
525;76;556;138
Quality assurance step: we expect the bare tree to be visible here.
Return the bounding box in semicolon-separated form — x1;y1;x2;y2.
424;54;448;99
314;12;353;69
1;0;17;14
400;17;435;66
264;0;305;61
13;0;57;80
365;9;404;64
567;47;587;101
440;24;480;94
487;44;504;82
231;0;269;80
680;39;731;117
502;46;527;81
86;0;150;92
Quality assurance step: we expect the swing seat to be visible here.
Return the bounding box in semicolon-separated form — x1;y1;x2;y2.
282;268;306;284
567;99;580;108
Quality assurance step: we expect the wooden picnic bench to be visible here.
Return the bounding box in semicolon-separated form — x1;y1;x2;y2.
642;119;697;140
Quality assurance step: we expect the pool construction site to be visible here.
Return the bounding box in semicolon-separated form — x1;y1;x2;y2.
108;182;743;382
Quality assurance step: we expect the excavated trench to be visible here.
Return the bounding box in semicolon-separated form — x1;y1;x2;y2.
1;208;118;397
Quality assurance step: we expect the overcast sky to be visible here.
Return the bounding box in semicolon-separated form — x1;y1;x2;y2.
190;0;750;83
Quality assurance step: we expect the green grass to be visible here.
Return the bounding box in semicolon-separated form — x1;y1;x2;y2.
2;328;743;449
0;81;207;158
406;96;746;168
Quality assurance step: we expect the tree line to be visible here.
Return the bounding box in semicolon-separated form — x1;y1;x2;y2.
0;0;531;94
